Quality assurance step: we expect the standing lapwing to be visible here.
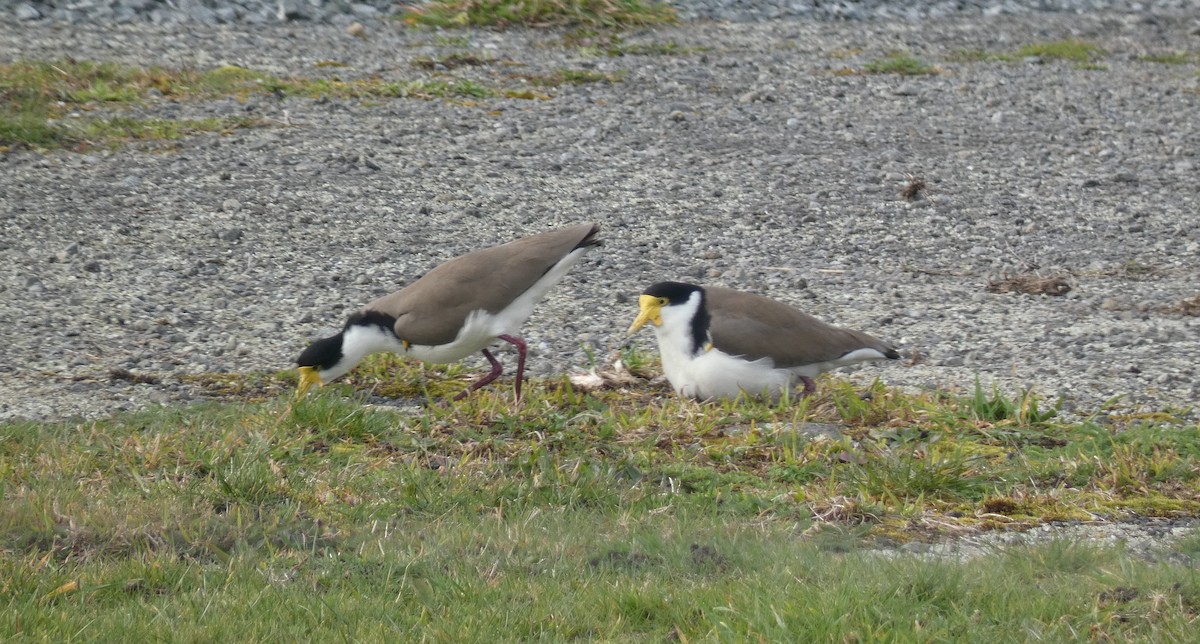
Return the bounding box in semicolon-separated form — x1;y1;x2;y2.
297;223;601;400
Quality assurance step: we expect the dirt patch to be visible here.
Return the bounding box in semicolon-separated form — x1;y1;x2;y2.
985;274;1072;296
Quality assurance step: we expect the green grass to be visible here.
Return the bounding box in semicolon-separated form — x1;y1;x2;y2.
402;0;676;29
1016;39;1105;64
0;59;556;150
948;40;1113;69
1139;51;1198;65
3;362;1200;639
863;54;937;76
513;68;625;87
560;30;701;57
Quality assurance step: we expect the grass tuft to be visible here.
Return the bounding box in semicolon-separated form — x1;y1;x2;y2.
1139;51;1198;65
0;58;555;150
402;0;676;29
1016;39;1105;63
864;53;937;76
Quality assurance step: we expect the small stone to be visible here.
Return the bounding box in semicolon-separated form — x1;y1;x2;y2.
346;22;366;38
350;4;379;18
221;198;242;213
218;228;244;242
15;3;41;20
83;260;102;273
188;5;217;24
669;110;686;122
278;1;313;21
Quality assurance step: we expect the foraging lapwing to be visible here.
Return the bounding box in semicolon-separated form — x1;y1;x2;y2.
627;281;899;401
297;223;601;400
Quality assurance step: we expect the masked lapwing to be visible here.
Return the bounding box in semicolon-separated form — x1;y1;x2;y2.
296;223;601;400
627;281;899;401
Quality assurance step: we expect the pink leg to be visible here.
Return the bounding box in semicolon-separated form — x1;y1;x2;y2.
799;375;817;397
454;348;504;401
498;334;527;401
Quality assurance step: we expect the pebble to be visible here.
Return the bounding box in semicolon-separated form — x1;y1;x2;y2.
14;2;38;20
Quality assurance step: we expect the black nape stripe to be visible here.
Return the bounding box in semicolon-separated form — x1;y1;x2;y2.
689;289;711;356
347;310;398;332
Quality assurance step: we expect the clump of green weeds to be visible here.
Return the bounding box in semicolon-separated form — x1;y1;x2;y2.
513;68;624;87
0;59;531;150
402;0;675;29
1016;39;1105;68
864;54;937;76
561;30;700;57
1139;51;1198;65
968;378;1058;425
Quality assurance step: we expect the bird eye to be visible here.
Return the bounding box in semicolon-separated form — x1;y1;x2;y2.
657;297;668;306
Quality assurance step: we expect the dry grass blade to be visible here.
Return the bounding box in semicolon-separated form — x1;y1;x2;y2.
1160;294;1200;317
412;53;492;70
568;358;648;392
985;274;1072;296
901;175;927;201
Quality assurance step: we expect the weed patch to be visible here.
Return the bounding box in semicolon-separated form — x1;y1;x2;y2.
402;0;675;28
1016;39;1105;63
864;54;937;76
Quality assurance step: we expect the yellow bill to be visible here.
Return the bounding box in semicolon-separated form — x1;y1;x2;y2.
626;294;664;335
296;366;324;397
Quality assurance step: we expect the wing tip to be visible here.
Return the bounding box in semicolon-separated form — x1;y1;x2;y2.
577;222;603;250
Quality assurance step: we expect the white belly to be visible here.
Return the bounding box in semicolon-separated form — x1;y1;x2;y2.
662;345;793;401
406;309;503;364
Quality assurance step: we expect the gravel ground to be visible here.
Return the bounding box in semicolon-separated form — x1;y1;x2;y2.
2;12;1199;423
4;0;1193;25
871;517;1200;563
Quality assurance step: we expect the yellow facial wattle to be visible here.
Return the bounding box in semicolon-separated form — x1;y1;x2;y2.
627;295;665;335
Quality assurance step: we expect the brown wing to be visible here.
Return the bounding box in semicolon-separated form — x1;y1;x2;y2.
705;286;895;367
365;224;599;346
